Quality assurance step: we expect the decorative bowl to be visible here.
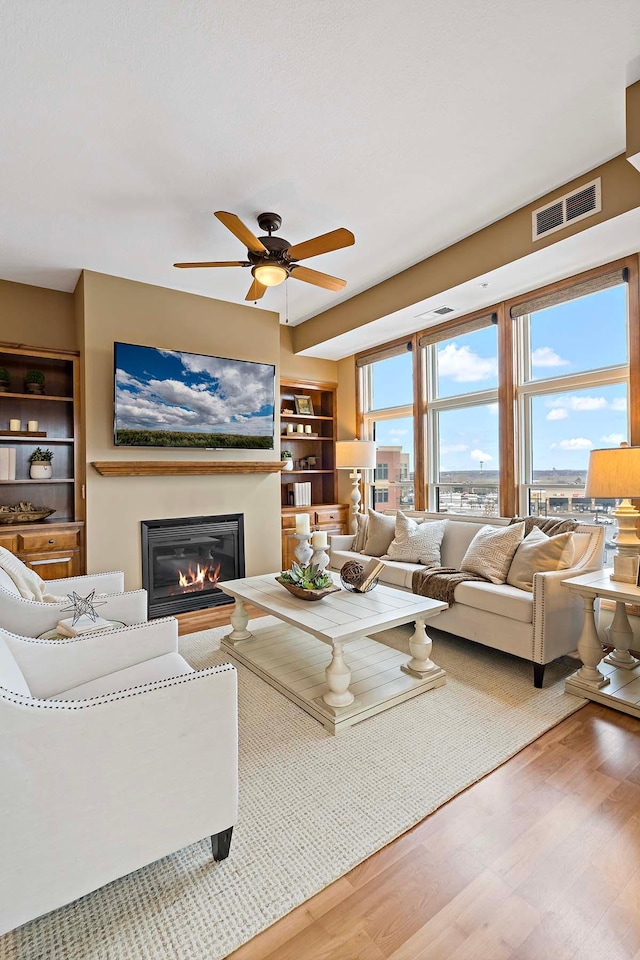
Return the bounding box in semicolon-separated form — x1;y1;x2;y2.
0;505;56;524
340;575;379;594
275;577;341;602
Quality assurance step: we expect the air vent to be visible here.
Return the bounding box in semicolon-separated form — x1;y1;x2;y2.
532;178;601;241
416;305;454;321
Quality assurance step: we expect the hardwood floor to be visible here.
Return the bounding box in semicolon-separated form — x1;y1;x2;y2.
181;604;640;960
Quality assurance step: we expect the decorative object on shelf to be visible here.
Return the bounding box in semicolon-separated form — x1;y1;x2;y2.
24;369;45;394
9;419;21;432
340;557;384;594
292;532;313;566
296;424;304;434
0;367;9;392
28;447;54;480
27;420;39;432
294;395;314;416
282;450;294;471
304;424;312;434
276;562;339;601
336;438;377;535
585;443;640;583
286;422;294;435
61;589;107;627
0;502;55;524
281;408;294;416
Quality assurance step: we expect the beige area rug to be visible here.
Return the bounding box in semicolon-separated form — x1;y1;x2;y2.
1;619;586;960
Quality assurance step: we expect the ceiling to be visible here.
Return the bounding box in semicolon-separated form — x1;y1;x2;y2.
1;1;640;327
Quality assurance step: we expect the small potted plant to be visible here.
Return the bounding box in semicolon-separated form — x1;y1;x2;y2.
282;450;294;471
0;367;9;393
28;447;54;479
25;370;45;395
276;562;339;601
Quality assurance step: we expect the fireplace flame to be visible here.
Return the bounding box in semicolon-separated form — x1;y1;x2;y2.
176;561;221;592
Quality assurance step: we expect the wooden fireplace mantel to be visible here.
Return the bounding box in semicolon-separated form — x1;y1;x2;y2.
91;460;287;477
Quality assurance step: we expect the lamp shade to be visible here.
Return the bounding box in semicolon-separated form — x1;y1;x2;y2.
585;445;640;498
335;439;376;471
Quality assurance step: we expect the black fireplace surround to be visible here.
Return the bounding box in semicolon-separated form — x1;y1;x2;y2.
141;514;245;618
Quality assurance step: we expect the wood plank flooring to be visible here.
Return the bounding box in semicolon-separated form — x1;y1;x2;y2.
178;604;640;960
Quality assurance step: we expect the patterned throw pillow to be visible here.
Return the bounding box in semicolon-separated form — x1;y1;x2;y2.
460;522;526;584
387;512;447;566
352;512;369;553
361;509;396;557
506;527;575;592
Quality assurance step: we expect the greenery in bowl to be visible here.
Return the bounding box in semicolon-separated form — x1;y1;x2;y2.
279;562;333;590
282;450;293;459
28;447;53;463
25;370;45;385
0;367;9;384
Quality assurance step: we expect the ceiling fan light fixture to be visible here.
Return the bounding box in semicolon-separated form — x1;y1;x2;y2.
252;263;288;287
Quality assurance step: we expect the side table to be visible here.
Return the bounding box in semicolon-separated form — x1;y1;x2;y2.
562;570;640;718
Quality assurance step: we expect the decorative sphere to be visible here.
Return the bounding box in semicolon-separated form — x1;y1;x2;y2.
340;559;364;586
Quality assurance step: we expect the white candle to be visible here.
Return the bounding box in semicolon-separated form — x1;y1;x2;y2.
295;513;311;535
304;424;312;434
311;530;328;548
27;420;39;432
9;419;20;432
296;424;304;434
286;423;294;434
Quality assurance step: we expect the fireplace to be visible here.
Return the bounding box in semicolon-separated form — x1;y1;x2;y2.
141;514;244;618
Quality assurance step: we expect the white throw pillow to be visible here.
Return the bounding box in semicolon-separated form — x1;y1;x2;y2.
461;522;526;584
361;509;396;557
352;512;369;553
506;527;575;592
387;512;447;566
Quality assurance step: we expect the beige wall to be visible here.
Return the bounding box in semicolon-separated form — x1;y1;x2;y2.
336;356;358;502
294;153;640;352
279;325;337;382
79;270;282;586
0;279;76;351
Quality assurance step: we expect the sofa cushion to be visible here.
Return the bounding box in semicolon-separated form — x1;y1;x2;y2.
50;652;194;701
507;528;575;592
439;520;492;569
353;512;369;553
387;512;447;565
0;635;31;696
362;509;396;557
454;581;533;624
461;522;525;584
331;549;426;590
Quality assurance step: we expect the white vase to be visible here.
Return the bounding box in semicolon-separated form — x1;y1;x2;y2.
282;459;294;471
29;462;52;480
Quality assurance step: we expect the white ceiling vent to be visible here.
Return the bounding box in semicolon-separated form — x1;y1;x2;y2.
532;178;601;241
415;305;454;321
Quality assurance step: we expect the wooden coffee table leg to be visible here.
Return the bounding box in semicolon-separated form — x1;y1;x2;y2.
402;617;441;679
226;598;253;644
323;642;355;708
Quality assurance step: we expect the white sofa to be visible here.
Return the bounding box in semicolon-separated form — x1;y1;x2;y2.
330;511;605;686
0;617;238;935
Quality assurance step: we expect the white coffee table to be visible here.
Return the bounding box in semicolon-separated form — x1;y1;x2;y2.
219;572;447;734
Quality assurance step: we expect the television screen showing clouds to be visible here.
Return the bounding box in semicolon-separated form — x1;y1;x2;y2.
114;343;275;449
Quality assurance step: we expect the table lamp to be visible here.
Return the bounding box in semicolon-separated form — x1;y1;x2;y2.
585;443;640;583
336;439;377;535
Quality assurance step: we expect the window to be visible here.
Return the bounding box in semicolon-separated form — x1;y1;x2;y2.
423;319;500;516
375;463;389;481
375;489;389;504
517;280;629;519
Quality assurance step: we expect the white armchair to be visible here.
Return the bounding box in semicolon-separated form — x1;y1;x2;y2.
0;617;238;935
0;564;148;636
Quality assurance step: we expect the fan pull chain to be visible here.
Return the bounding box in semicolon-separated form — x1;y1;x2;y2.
285;278;289;324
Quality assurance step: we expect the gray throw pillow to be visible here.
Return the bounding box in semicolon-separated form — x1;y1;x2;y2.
361;509;396;557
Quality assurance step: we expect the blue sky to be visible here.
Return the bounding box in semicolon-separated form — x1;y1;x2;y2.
115;343;275;435
370;285;628;474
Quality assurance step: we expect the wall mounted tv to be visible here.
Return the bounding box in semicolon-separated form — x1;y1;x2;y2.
114;342;275;449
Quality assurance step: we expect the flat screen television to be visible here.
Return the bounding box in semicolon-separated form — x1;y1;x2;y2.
114;342;275;449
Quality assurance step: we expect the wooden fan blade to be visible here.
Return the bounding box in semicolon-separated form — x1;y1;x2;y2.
246;278;267;301
290;265;346;291
286;228;355;262
173;261;247;268
215;211;267;254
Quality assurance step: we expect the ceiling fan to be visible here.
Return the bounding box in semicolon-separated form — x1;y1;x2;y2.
174;211;355;302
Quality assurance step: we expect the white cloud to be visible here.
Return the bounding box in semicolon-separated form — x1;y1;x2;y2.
387;428;409;437
600;433;626;444
547;395;607;412
488;403;499;416
550;438;593;451
470;448;493;462
437;343;496;382
440;443;468;454
546;408;568;421
611;397;627;411
531;347;570;367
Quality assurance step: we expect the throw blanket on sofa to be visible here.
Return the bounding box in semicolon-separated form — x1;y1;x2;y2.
509;516;578;536
411;567;488;605
0;546;67;602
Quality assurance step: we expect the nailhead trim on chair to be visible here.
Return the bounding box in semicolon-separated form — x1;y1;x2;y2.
0;585;146;607
0;618;176;644
0;663;236;709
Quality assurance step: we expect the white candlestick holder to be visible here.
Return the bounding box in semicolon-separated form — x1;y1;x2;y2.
311;545;330;574
292;533;313;567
